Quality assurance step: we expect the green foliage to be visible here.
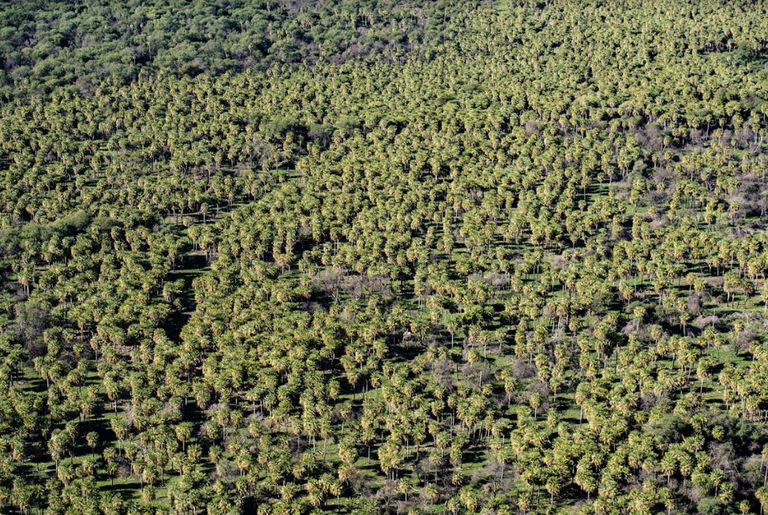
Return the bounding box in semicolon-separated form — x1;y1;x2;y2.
1;0;768;512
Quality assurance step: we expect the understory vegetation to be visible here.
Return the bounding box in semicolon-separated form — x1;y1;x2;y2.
2;0;768;513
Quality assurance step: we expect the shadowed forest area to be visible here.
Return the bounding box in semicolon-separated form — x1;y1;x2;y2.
2;0;768;513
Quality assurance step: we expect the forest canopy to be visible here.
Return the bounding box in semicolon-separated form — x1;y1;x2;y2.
2;0;768;513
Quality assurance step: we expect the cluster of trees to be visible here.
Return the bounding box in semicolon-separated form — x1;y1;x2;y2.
0;0;479;98
1;0;768;512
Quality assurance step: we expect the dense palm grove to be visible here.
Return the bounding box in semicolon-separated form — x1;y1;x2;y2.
2;0;768;513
